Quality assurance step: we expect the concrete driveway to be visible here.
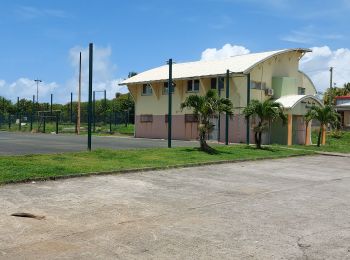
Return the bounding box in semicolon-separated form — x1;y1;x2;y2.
0;131;197;155
0;155;349;259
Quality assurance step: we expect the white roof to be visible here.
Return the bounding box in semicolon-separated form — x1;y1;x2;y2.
120;48;310;85
275;95;323;109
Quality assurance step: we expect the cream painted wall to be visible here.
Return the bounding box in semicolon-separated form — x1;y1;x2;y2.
128;51;314;116
298;71;317;95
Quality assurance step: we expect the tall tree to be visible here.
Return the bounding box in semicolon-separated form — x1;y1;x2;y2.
243;99;286;149
180;90;233;151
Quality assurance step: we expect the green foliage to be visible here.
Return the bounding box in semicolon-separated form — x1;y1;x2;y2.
323;82;350;106
305;105;339;147
328;130;344;139
0;93;135;125
243;99;286;149
180;90;233;151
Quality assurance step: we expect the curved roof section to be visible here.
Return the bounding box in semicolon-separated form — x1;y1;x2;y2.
120;48;311;85
275;95;323;109
298;70;317;93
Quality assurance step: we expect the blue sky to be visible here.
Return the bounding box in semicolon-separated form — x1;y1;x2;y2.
0;0;349;103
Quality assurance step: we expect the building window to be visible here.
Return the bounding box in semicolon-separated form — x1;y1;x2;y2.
298;87;306;95
142;83;153;95
218;77;224;90
140;114;153;122
211;78;217;89
187;79;200;92
251;81;266;90
185;114;198;123
162;82;175;95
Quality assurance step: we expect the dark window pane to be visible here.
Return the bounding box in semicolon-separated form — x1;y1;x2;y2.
194;80;199;91
218;77;224;89
187;80;192;91
211;78;217;89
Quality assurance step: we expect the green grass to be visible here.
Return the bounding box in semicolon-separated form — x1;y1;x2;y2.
0;145;314;185
292;131;350;153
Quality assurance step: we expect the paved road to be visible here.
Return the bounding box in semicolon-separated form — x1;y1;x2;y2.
0;131;198;155
1;155;349;259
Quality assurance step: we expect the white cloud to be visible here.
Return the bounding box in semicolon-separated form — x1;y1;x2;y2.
0;45;126;104
201;44;250;61
200;43;350;93
300;46;350;92
67;45;127;102
0;78;58;103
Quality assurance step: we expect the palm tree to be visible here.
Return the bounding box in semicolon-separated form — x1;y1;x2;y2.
243;99;286;149
180;90;233;151
305;105;339;147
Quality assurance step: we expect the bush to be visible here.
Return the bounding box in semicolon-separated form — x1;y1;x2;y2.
328;130;344;139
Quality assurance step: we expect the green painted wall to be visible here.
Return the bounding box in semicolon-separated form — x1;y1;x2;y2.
270;119;287;145
272;77;297;98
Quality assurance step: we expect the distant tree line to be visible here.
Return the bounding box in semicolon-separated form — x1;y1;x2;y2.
323;82;350;106
0;92;134;123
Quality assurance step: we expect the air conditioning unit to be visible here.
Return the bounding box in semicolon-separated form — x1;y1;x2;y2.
265;88;274;96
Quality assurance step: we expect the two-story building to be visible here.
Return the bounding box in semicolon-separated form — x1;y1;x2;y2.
120;48;323;145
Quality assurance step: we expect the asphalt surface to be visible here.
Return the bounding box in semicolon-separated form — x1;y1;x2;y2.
1;155;349;259
0;131;197;155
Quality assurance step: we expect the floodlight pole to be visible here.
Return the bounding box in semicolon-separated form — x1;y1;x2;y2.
87;43;93;151
246;73;251;145
225;70;230;145
167;58;173;148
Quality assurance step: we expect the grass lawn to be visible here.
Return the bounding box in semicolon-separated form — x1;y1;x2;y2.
0;145;314;185
292;131;350;153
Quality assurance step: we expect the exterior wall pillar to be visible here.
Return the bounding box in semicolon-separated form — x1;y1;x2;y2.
321;125;326;145
287;114;293;146
305;121;311;146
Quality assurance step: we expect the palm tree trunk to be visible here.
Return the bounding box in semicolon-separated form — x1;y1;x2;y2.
258;131;262;149
254;132;258;148
317;125;322;147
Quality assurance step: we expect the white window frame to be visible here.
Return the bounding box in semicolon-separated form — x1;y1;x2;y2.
142;83;153;96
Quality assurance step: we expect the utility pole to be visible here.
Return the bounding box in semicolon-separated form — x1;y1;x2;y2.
77;52;82;134
167;59;173;148
329;67;333;89
88;43;93;151
34;79;42;104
